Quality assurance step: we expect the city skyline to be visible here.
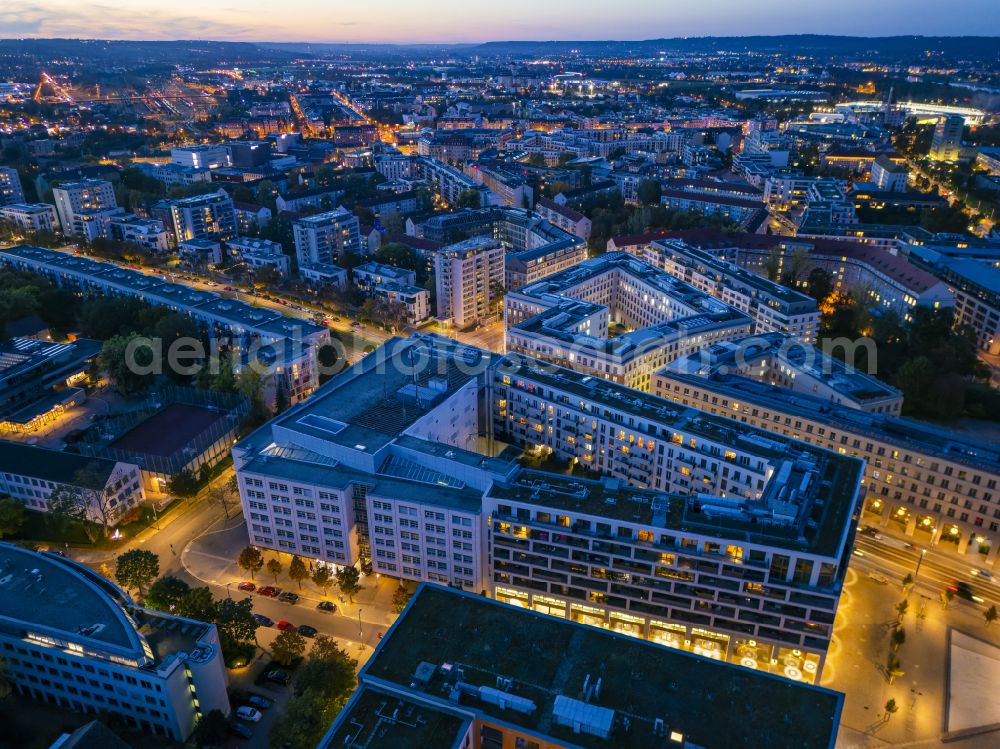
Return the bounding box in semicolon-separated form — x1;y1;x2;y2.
3;0;1000;43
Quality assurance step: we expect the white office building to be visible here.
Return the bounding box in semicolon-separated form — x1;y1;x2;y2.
292;209;362;266
52;179;122;240
434;237;505;327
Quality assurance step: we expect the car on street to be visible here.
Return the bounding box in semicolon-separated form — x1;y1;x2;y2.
247;695;273;710
257;586;281;597
252;614;273;627
265;669;290;686
228;722;253;739
297;625;318;637
278;591;299;604
972;568;993;580
867;573;889;585
948;581;983;602
238;582;255;592
316;601;337;613
236;706;262;723
277;620;295;632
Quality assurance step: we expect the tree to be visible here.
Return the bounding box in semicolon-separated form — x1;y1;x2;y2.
943;587;956;609
886;654;904;685
191;709;229;748
48;464;119;541
294;636;357;699
392;584;413;614
763;248;781;281
98;333;156;395
115;549;160;598
884;698;899;719
901;573;914;591
895;599;909;623
311;566;334;597
805;267;833;301
268;688;332;749
335;566;362;603
266;557;283;582
636;179;662;206
288;555;309;590
455;188;483;209
208;482;238;520
271;627;307;666
146;576;191;612
238;545;264;580
891;626;906;651
0;498;26;539
167;468;200;498
177;586;217;623
986;605;998;627
215;596;258;651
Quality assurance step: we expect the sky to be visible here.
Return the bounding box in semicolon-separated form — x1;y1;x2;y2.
3;0;999;43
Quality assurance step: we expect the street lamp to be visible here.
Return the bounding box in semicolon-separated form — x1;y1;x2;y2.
357;609;363;641
225;582;232;599
914;548;927;580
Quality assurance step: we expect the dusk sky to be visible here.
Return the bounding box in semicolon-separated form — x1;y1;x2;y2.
3;0;1000;43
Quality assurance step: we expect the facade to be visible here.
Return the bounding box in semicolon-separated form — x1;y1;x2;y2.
234;333;864;681
0;544;229;740
871;155;909;192
353;261;431;324
170;144;229;170
0;166;25;206
179;238;222;266
650;368;1000;560
52;179;122;240
298;262;349;289
929;115;964;162
661;188;765;223
318;585;843;749
165;191;237;245
107;215;169;253
504;252;754;392
644;239;821;343
416;157;497;207
292;208;362;266
535;196;592;240
434;237;505;327
0;442;144;525
0;203;58;233
226;237;290;277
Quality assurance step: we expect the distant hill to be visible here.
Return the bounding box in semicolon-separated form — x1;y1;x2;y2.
0;38;301;66
467;35;1000;61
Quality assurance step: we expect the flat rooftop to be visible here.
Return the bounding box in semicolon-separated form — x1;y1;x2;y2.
364;585;843;749
110;403;227;458
0;544;138;652
325;685;471;749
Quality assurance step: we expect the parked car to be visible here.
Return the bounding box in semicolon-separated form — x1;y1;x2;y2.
316;601;337;613
257;586;281;597
252;614;273;627
867;573;889;585
277;620;295;632
229;722;253;739
237;582;256;592
278;591;299;604
297;625;318;638
236;706;262;723
247;695;273;710
265;669;290;686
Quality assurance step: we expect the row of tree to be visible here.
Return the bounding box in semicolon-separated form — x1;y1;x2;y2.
237;546;363;602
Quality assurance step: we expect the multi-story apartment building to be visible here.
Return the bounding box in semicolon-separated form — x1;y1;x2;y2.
52;179;123;240
644;239;821;343
0;203;58;234
871;155;909;192
434;237;505;327
929;115;964;162
504;253;754;391
535;197;592;240
165;190;237;245
661;188;766;224
651;367;1000;560
415;157;497;208
0;442;144;525
0;246;328;406
353;261;431;324
318;584;844;749
234;333;863;681
292;208;362;266
665;332;903;415
107;215;169;253
0;166;25;206
226;237;290;277
465;163;533;208
0;544;230;741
